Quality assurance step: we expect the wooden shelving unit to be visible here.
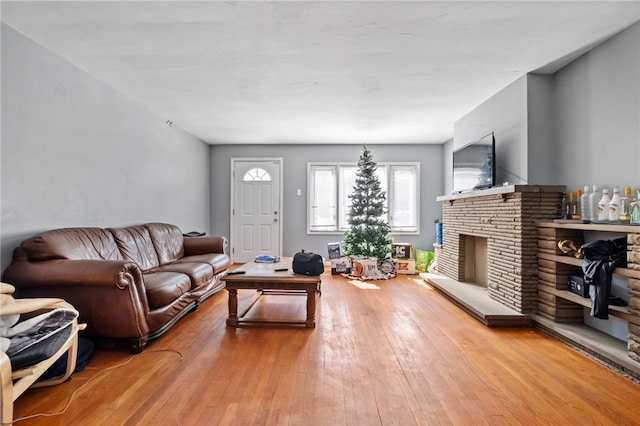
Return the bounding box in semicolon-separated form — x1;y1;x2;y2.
537;251;640;326
537;221;640;379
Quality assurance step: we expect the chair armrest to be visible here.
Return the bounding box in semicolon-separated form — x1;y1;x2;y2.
183;236;228;256
1;351;12;423
1;316;85;424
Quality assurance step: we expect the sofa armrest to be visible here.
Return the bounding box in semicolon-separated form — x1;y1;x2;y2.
2;259;150;339
4;259;141;290
183;236;228;256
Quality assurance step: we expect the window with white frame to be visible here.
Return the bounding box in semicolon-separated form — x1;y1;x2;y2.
307;162;419;234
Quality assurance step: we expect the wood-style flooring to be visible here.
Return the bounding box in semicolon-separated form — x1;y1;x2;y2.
11;270;640;425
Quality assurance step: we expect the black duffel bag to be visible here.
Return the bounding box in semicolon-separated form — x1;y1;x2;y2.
292;250;324;276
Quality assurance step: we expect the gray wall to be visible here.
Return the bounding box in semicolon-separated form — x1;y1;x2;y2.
447;22;639;195
452;75;529;191
442;138;453;192
527;74;557;185
1;24;212;271
554;22;640;191
210;144;443;258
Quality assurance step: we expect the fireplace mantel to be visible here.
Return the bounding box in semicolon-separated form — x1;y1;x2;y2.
437;184;565;202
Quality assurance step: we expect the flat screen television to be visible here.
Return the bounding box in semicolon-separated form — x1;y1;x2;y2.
452;132;495;194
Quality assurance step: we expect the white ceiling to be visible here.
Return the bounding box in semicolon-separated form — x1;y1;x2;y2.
2;1;639;145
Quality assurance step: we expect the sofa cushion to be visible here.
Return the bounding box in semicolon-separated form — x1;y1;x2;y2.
143;271;191;309
179;253;230;275
20;228;123;261
110;226;160;271
152;262;214;290
144;223;185;265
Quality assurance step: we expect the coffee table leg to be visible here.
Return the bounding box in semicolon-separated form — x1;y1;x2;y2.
306;289;316;328
226;288;238;326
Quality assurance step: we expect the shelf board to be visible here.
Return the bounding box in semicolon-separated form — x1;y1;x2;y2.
538;221;640;233
538;252;640;279
543;287;639;325
538;252;582;267
614;268;640;280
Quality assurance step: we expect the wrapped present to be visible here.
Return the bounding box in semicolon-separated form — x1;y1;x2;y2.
415;250;434;272
360;258;379;278
327;242;342;260
331;258;352;275
395;258;416;274
391;243;413;259
379;259;397;276
351;259;364;277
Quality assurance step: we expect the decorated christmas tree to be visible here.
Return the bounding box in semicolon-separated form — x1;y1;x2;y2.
343;146;392;262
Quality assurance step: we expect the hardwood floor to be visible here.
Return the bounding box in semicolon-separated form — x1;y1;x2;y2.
11;271;640;425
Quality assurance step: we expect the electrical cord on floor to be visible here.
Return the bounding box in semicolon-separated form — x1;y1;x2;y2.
8;348;183;425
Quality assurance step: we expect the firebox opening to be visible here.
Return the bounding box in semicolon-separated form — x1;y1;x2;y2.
463;234;488;287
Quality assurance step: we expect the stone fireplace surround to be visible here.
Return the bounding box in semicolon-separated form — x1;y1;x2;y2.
425;185;640;379
434;185;564;314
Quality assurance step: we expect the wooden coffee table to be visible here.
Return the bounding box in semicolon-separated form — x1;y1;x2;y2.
222;257;322;328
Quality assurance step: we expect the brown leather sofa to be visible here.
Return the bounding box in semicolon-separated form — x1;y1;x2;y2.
2;223;230;353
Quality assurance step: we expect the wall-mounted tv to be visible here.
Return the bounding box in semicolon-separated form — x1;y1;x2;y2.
452;132;496;194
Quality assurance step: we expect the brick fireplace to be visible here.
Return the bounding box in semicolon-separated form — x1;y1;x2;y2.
436;185;564;314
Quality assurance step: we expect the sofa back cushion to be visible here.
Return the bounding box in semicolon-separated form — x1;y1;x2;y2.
143;223;185;265
110;225;160;271
20;228;123;261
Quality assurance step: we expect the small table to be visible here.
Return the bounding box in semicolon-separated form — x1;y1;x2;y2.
222;257;322;328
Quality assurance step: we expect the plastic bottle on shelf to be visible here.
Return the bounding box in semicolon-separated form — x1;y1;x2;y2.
580;185;591;222
619;186;632;223
608;187;621;222
597;187;610;222
631;189;640;225
589;184;601;222
560;192;569;219
568;191;577;220
572;189;582;219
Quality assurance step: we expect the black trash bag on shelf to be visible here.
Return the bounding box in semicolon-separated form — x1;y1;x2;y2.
581;237;627;319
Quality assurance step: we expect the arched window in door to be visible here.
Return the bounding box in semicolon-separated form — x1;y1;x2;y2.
243;167;272;182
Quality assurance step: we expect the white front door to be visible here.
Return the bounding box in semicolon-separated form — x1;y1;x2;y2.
230;158;283;263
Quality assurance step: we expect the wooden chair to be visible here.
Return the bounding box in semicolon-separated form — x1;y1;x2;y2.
1;300;85;425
